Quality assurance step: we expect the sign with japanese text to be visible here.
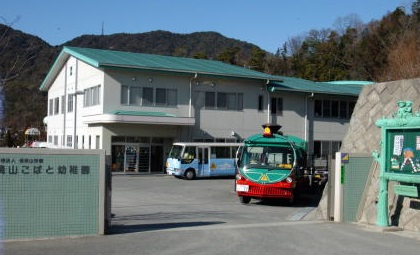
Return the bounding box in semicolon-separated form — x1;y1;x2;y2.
0;149;106;240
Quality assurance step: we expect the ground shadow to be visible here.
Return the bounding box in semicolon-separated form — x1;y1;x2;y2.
107;221;225;234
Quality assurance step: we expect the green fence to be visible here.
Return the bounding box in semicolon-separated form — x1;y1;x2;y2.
342;154;373;222
0;149;106;240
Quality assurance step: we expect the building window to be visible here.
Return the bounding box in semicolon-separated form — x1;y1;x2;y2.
237;93;243;110
54;97;60;115
314;99;356;119
206;92;243;111
96;135;100;149
130;87;141;105
156;88;177;106
84;85;101;107
331;101;339;118
121;86;177;107
61;96;66;114
258;95;264;111
339;101;347;118
313;140;341;159
67;94;74;112
142;87;153;106
270;97;283;115
53;135;58;146
217;92;227;109
49;99;53;116
205;92;215;109
67;135;73;148
121;85;129;105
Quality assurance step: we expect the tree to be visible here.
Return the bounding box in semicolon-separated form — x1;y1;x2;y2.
247;47;265;72
217;46;241;65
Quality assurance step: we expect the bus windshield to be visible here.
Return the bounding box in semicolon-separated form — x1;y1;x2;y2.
241;145;294;170
168;145;183;159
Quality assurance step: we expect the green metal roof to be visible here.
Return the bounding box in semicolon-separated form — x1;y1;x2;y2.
39;46;373;96
40;46;279;91
268;76;374;96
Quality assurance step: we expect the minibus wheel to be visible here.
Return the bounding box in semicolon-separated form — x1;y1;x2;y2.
184;169;196;180
239;196;251;204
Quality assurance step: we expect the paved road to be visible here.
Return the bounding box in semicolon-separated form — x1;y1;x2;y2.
3;174;420;255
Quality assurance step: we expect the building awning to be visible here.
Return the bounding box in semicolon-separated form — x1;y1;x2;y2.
82;110;195;126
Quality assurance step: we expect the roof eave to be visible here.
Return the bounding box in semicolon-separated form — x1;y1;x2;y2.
270;87;360;96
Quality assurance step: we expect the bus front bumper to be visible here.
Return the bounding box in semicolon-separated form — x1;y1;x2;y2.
166;168;183;176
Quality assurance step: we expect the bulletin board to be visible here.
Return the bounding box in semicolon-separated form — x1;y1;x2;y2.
385;129;420;174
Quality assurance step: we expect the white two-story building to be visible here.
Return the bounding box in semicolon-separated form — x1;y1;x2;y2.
40;46;370;173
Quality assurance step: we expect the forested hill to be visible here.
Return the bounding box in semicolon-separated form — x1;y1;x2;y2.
65;30;259;64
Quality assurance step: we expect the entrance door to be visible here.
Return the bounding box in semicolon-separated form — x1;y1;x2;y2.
111;145;125;172
197;147;210;177
124;146;138;172
138;146;150;173
151;145;164;173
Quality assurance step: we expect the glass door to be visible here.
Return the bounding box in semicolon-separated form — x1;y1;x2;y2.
197;147;210;177
124;146;138;172
138;146;150;173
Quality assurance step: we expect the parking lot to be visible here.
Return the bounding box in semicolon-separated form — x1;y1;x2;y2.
5;174;420;255
109;174;319;233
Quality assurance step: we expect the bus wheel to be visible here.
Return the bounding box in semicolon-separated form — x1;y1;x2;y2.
239;196;251;204
184;169;196;180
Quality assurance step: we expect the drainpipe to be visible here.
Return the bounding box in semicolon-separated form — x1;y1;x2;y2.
266;79;270;123
189;73;198;118
304;93;314;142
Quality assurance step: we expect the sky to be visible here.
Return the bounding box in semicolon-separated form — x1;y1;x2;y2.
1;0;412;53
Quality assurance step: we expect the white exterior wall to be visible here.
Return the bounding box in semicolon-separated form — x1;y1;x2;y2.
46;57;104;149
46;64;66;147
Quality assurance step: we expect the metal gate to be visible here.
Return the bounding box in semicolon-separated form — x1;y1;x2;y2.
331;153;374;222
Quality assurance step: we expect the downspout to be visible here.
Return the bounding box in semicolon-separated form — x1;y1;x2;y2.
266;79;270;123
63;64;67;148
189;73;198;118
305;93;314;142
73;59;78;149
304;95;308;142
305;92;314;165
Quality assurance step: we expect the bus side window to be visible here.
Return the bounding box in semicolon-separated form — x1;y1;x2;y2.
183;146;196;159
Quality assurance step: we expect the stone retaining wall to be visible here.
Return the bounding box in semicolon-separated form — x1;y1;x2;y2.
312;78;420;230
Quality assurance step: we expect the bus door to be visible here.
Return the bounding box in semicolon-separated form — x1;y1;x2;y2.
197;147;210;177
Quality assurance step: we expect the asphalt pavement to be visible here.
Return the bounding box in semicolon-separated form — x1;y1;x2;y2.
3;174;420;255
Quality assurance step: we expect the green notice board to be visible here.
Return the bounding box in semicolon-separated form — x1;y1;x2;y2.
386;129;420;174
0;149;105;240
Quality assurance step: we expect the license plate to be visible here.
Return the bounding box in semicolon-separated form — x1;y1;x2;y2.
236;184;249;192
315;174;321;178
